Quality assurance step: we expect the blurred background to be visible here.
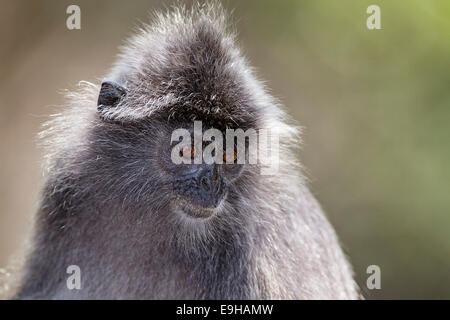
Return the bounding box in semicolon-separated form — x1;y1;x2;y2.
0;0;449;299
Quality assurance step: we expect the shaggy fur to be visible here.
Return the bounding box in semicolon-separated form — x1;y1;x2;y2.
14;3;359;299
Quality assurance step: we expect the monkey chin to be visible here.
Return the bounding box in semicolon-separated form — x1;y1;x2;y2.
171;197;226;220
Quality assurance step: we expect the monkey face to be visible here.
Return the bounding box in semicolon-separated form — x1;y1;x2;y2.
162;124;247;219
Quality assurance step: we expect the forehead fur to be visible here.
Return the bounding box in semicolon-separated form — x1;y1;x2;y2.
100;3;267;127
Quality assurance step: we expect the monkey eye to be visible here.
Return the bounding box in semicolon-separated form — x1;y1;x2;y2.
223;150;238;163
180;145;196;160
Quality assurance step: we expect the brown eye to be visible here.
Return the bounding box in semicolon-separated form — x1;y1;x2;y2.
180;145;196;159
223;150;238;163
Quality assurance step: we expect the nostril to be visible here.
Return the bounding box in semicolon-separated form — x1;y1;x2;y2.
201;177;210;190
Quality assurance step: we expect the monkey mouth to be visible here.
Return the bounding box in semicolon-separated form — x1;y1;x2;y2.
171;197;225;219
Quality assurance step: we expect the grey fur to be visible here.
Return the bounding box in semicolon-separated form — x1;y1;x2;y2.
14;3;359;299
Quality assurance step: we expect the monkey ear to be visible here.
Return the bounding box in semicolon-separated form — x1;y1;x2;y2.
97;81;128;110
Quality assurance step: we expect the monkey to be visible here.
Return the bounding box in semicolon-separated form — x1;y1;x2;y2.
13;3;360;299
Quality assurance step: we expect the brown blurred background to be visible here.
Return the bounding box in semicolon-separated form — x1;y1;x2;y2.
1;0;449;299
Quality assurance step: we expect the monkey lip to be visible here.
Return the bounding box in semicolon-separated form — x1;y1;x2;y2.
171;197;224;219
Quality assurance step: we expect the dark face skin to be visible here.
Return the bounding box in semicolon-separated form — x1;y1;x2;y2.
160;122;245;219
